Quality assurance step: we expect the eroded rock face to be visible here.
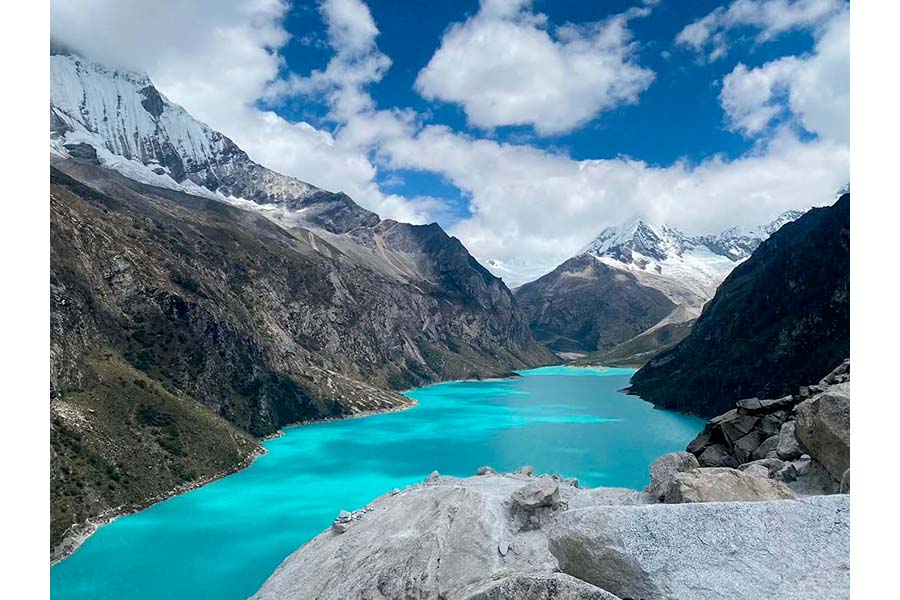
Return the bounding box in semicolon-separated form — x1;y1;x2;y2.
252;473;848;600
664;467;797;503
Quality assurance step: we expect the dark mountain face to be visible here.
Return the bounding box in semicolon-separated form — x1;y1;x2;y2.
514;254;676;353
628;194;850;417
50;159;554;552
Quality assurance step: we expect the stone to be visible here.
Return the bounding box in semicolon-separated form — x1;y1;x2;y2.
733;430;767;463
426;470;441;483
686;429;712;455
776;421;803;460
783;458;837;496
516;465;534;476
740;457;785;476
498;540;509;556
646;452;699;501
774;462;798;483
477;466;495;476
664;467;797;503
759;413;786;437
512;477;561;511
742;464;771;480
736;397;763;412
794;386;850;481
331;521;350;534
337;510;352;523
752;434;780;460
819;359;850;386
697;444;739;468
548;495;849;600
719;413;759;446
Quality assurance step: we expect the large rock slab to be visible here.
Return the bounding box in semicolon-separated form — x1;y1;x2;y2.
251;474;583;600
664;467;797;503
794;385;850;481
549;495;849;600
253;472;846;600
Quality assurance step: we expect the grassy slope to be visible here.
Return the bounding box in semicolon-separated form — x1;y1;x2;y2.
50;352;259;552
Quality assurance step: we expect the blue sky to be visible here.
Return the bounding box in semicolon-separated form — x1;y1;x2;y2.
52;0;850;285
269;0;827;220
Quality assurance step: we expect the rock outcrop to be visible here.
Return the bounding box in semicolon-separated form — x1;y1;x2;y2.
629;194;850;417
662;467;796;503
683;360;850;496
252;470;849;600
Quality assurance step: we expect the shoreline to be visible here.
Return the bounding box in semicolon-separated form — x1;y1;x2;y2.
51;397;420;567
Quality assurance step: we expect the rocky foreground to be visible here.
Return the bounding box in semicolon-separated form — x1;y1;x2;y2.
252;362;851;599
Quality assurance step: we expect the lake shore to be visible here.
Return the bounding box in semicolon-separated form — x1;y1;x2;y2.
50;397;420;566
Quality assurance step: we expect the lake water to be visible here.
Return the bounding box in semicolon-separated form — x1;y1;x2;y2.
50;366;704;599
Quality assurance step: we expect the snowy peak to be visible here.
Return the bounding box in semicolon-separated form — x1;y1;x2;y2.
702;210;806;261
574;210;806;312
581;210;805;266
580;218;693;264
49;48;379;234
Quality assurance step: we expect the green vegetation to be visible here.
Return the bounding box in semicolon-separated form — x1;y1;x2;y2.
50;352;259;550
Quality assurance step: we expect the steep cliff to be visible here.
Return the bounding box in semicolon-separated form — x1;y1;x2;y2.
628;194;850;417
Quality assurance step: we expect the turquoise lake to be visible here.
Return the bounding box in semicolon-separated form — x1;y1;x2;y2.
50;366;704;599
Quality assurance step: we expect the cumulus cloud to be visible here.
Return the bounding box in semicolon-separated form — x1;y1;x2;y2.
414;0;655;135
676;0;845;61
720;9;849;143
377;124;849;285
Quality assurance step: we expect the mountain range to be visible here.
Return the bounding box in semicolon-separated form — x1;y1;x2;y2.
629;193;850;417
49;48;554;555
514;211;803;359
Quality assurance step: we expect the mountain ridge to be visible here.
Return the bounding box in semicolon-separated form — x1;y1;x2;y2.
628;194;850;417
49;49;555;556
515;210;803;355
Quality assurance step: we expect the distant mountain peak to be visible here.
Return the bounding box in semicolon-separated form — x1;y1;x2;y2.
49;50;379;234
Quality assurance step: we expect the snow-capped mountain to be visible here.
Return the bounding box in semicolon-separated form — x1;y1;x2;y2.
49;46;377;234
577;212;804;313
514;210;805;358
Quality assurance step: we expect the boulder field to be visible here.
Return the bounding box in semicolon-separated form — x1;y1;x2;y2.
251;361;851;600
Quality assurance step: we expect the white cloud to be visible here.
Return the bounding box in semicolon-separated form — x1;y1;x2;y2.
377;124;849;285
676;0;845;61
720;10;849;143
414;0;655;135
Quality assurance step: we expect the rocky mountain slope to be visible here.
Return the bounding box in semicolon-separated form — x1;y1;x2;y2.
49;49;554;555
515;212;802;356
629;194;850;417
514;254;676;352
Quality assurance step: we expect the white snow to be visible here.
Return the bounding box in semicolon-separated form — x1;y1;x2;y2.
49;51;318;206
